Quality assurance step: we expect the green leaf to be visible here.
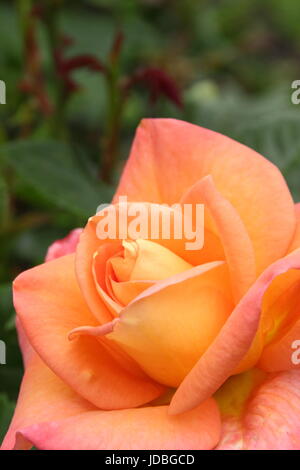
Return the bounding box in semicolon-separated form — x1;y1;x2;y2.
190;86;300;201
1;140;113;220
0;393;15;443
0;366;22;400
0;283;22;396
0;283;14;332
0;173;9;230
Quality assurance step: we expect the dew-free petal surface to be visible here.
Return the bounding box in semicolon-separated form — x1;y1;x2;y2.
18;398;220;450
109;262;232;387
170;248;300;415
14;254;164;410
180;175;256;302
115;119;295;273
216;370;300;450
1;354;96;450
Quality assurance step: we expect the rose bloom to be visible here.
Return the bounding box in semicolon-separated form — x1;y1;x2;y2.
2;119;300;451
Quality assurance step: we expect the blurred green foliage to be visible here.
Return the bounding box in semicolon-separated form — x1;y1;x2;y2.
1;0;300;442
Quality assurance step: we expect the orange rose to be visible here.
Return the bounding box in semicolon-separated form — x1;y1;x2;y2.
2;119;300;450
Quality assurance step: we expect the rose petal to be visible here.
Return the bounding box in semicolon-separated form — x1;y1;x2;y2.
216;370;300;450
15;317;35;368
109;261;233;387
115;118;295;273
180;175;256;302
91;239;192;312
45;228;82;262
1;354;96;450
288;203;300;252
92;247;122;316
14;254;164;410
77;203;225;311
110;279;153;305
113;239;192;282
259;296;300;372
169;248;300;415
17;398;220;450
76;222;116;324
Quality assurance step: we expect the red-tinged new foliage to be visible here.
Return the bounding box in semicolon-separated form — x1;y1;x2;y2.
20;19;53;116
109;31;124;65
126;67;183;108
54;37;106;95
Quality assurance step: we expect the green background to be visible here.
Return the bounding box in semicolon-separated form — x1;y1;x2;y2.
1;0;300;443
